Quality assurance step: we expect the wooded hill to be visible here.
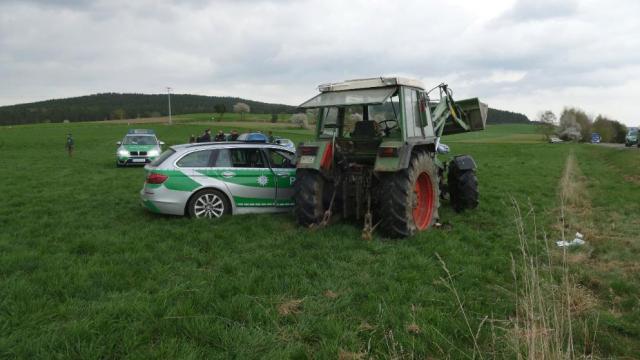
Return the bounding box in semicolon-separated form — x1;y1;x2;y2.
0;93;297;125
0;93;530;125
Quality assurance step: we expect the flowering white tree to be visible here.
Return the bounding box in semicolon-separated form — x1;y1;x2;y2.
290;113;309;129
233;102;250;121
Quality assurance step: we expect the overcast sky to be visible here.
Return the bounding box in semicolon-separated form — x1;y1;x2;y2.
1;0;639;125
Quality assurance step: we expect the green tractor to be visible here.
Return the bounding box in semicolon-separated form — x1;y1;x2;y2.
294;77;487;238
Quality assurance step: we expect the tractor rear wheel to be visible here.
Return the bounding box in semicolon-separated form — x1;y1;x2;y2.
294;170;332;226
448;160;479;212
379;152;439;238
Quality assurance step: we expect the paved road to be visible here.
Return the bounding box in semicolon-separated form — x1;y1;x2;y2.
594;143;639;149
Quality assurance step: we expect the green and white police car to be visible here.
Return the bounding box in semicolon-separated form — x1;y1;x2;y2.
116;129;164;166
140;142;297;218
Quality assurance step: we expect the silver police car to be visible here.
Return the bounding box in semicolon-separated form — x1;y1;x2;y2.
140;142;297;218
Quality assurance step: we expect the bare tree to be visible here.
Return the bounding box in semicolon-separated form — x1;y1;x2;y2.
214;104;226;121
290;113;309;129
536;110;557;140
233;102;250;121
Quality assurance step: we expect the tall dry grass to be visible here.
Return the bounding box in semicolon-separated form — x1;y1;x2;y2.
434;152;598;359
507;152;598;359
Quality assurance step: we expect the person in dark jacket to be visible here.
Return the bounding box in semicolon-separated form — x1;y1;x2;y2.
228;129;239;141
214;130;226;141
198;129;211;143
66;133;74;157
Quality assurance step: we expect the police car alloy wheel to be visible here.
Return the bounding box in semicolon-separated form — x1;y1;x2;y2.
187;189;230;219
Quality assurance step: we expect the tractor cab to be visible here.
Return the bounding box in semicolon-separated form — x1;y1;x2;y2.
300;77;433;165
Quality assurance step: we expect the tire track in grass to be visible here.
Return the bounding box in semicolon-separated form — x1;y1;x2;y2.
567;147;640;356
507;151;599;359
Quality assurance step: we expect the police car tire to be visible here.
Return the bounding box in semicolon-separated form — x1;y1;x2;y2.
187;189;231;219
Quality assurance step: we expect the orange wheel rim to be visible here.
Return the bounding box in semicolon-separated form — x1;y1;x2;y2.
412;172;434;230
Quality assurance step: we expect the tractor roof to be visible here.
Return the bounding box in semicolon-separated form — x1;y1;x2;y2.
318;77;424;92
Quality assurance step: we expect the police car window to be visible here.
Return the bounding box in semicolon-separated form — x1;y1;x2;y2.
212;149;232;167
176;150;214;167
230;148;266;168
268;149;295;168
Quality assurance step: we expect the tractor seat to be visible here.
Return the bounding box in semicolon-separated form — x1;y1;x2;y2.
351;121;378;138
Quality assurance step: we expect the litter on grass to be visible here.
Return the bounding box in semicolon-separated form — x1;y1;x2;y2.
556;232;586;247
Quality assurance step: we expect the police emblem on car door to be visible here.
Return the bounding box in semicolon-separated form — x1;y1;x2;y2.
225;148;276;207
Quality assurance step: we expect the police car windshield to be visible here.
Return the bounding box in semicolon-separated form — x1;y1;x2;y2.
123;135;157;145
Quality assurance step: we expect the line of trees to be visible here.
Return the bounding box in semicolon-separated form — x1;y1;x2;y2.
0;93;297;125
486;108;530;125
536;107;628;143
0;91;533;127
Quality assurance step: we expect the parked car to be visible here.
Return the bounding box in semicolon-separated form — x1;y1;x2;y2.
549;136;564;144
140;142;296;218
116;129;164;166
237;132;269;142
625;127;638;147
590;132;601;144
274;138;295;151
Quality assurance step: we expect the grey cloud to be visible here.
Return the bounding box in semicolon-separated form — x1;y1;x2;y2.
1;0;639;124
498;0;579;22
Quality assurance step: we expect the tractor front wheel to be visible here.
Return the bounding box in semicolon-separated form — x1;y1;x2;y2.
379;152;439;238
448;160;479;212
294;170;332;227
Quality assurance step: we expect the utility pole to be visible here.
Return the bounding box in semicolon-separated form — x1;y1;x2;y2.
166;86;172;125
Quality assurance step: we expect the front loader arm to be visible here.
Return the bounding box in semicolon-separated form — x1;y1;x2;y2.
429;84;487;137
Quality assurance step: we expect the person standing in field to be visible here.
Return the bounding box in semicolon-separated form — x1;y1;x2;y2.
214;130;226;141
228;129;239;141
268;130;275;143
201;129;212;142
66;133;74;157
196;129;211;143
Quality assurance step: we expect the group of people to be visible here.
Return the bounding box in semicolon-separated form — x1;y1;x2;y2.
190;129;240;143
190;129;277;143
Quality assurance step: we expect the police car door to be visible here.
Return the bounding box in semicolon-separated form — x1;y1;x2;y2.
227;147;276;207
265;148;296;207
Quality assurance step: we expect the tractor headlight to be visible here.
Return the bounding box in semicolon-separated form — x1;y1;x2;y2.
118;149;129;157
147;149;160;157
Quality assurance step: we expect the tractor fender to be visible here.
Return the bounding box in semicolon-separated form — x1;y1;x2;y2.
374;141;436;172
451;155;477;171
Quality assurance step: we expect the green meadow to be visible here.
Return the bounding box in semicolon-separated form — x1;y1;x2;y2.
0;120;638;358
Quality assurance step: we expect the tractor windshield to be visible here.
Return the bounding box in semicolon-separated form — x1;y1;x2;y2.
314;89;401;139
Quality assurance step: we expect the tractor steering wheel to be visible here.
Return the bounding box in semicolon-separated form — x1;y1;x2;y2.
378;119;398;136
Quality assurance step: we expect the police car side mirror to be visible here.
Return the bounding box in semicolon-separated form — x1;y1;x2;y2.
116;141;122;146
159;141;165;146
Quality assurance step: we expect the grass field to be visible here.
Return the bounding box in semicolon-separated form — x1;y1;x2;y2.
0;121;639;358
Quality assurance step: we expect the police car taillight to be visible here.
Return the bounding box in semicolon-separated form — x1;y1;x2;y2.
146;173;168;184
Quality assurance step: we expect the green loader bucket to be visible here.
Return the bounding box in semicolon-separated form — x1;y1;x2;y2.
442;97;488;135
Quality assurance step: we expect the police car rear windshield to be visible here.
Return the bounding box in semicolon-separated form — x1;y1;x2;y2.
150;149;175;166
